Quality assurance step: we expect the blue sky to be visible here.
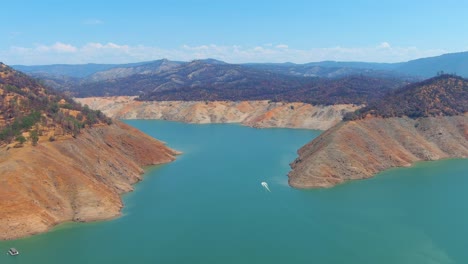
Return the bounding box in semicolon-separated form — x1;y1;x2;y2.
2;0;468;65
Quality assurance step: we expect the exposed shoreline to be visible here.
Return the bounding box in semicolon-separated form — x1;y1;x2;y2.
75;97;360;131
5;98;465;241
288;115;468;188
77;97;468;189
0;121;178;240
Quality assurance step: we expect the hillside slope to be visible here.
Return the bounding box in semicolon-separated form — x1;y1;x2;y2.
0;63;178;239
289;116;468;188
0;121;177;240
289;75;468;188
14;60;408;105
347;74;468;119
395;51;468;78
140;74;405;105
15;52;468;103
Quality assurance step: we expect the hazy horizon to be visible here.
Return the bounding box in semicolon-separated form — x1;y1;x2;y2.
9;50;468;67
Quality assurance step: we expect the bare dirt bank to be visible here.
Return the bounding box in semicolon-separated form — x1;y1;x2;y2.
288;116;468;188
76;97;360;130
0;121;178;240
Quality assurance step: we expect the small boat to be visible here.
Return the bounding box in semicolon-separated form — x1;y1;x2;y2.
8;248;19;256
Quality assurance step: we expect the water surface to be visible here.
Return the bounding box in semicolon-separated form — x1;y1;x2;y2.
1;120;467;263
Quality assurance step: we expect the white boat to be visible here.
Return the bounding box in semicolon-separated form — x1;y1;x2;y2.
8;248;19;256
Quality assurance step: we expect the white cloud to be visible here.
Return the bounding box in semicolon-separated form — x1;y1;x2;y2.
52;42;78;53
0;42;450;65
35;42;77;53
378;42;391;49
82;42;129;51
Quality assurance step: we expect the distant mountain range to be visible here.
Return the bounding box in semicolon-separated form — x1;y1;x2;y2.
14;51;468;79
9;59;409;105
246;52;468;78
12;61;159;78
9;51;468;105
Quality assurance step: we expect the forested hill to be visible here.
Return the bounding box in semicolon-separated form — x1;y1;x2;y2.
345;74;468;119
14;59;412;105
0;62;110;145
68;60;407;105
140;73;407;105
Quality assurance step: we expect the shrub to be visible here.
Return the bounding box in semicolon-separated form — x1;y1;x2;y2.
29;130;39;146
15;135;26;144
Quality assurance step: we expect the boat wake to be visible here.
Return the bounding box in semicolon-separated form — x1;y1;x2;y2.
261;182;271;192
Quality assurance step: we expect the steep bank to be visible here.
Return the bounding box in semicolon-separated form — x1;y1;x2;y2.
76;97;360;130
0;121;178;240
289;116;468;188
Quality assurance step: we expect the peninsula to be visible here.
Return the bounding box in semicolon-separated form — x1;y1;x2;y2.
289;75;468;188
0;63;178;240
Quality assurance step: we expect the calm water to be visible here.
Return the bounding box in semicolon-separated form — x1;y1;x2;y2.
1;120;468;264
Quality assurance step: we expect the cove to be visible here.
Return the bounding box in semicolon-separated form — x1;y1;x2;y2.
1;120;467;264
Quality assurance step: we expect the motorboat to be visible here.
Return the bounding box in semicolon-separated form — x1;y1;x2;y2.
8;248;19;256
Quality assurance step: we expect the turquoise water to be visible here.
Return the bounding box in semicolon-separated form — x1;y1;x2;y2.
1;120;467;264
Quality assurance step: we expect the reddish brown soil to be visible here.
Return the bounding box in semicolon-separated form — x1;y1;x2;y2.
0;121;178;240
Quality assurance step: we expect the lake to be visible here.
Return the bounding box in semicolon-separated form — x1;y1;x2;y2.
1;120;467;263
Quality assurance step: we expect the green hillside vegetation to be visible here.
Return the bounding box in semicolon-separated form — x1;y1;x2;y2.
0;63;111;145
